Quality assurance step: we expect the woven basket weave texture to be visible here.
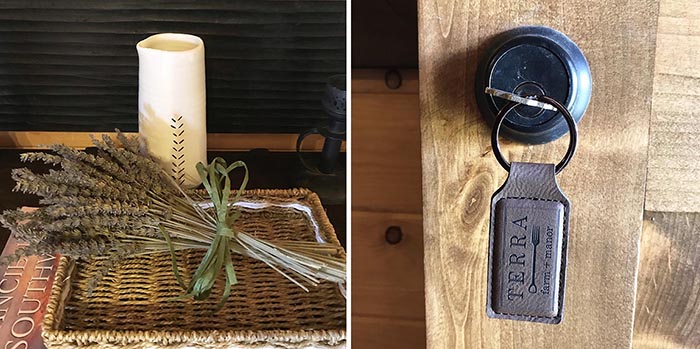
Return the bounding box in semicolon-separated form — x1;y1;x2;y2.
42;189;346;348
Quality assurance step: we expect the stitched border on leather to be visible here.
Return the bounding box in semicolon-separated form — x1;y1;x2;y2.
488;196;568;321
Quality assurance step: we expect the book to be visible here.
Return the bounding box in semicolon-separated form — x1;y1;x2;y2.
0;235;60;349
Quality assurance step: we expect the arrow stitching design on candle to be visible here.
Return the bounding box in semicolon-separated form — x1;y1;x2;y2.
170;115;186;185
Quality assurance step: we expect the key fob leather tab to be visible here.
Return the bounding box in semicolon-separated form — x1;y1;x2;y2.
486;162;570;324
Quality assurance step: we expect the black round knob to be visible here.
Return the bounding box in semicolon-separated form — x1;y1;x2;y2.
385;69;403;90
385;226;403;245
475;26;591;144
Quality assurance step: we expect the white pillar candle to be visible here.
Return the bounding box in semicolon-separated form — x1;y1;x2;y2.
137;33;207;188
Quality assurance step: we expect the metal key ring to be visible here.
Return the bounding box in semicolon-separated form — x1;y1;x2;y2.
491;95;578;174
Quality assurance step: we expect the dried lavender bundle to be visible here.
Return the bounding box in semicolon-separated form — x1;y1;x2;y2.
0;133;345;306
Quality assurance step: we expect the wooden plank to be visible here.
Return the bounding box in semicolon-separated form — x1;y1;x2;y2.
645;0;700;212
351;211;425;319
351;210;426;348
633;3;700;346
351;70;425;348
353;316;426;349
0;131;333;152
633;212;700;348
351;69;422;213
418;1;658;347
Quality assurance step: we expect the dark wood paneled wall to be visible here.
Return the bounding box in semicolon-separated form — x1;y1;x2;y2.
351;0;418;68
0;1;345;133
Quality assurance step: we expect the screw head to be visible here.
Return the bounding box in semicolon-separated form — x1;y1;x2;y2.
385;226;403;245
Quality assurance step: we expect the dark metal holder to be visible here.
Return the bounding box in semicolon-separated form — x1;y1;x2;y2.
476;26;591;144
293;75;346;204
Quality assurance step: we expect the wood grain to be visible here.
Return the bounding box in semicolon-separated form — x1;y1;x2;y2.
351;70;422;213
418;1;658;347
351;211;425;349
633;3;700;346
633;212;700;348
645;0;700;212
351;69;426;348
0;1;345;133
353;316;426;349
351;211;425;319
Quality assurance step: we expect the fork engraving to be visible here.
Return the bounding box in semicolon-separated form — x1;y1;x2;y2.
528;226;540;293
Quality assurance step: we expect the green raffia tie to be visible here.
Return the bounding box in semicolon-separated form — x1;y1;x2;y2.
163;157;248;309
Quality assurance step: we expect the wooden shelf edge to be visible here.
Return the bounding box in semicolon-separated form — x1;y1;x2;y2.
0;131;337;152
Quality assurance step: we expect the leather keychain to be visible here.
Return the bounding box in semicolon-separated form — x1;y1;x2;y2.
485;90;578;324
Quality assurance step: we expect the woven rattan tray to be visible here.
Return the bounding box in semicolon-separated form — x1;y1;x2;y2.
42;189;346;349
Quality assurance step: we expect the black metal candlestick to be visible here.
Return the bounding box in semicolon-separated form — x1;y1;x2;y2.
294;75;346;204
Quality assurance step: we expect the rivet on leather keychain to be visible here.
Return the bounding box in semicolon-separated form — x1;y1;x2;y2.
485;90;577;324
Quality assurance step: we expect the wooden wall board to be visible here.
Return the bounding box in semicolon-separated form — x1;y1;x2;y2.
351;211;426;349
418;1;659;348
352;70;422;214
353;315;426;349
351;69;426;348
644;0;700;212
633;1;700;347
633;212;700;348
351;211;425;320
